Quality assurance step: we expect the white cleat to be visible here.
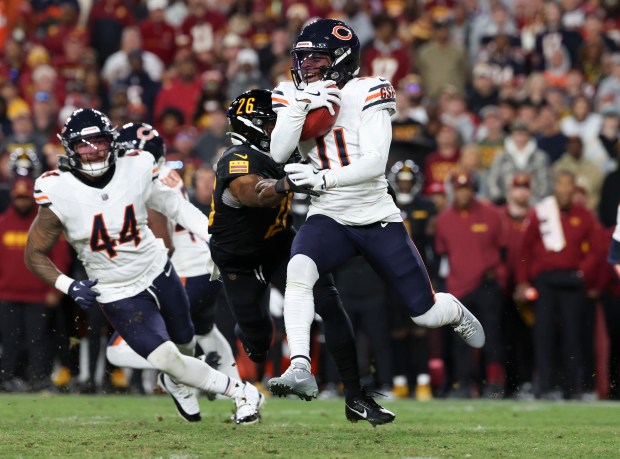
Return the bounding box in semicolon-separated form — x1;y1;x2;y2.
158;373;201;422
450;294;486;348
234;382;265;425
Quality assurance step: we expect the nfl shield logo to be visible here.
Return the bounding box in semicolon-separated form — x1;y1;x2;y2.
101;193;109;201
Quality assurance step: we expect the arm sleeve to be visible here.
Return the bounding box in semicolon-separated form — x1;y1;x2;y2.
147;179;210;242
270;104;307;164
323;109;391;189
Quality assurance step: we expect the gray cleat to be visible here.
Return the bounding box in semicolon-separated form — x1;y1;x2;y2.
450;294;486;348
267;362;318;401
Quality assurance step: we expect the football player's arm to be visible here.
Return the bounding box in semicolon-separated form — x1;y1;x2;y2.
147;179;211;242
270;106;307;163
609;206;620;279
24;206;68;288
320;109;391;189
228;174;284;208
147;208;174;257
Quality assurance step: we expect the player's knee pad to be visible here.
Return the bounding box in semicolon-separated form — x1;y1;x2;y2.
287;254;319;293
146;341;185;374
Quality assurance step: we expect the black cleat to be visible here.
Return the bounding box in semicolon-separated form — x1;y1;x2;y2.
345;389;395;427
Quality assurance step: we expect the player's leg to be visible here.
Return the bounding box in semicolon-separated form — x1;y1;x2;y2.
282;215;357;369
220;270;273;363
355;222;485;348
106;332;153;369
102;282;263;424
184;274;240;381
315;273;395;426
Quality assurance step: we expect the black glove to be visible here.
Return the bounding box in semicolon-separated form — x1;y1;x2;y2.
275;176;320;197
69;279;101;310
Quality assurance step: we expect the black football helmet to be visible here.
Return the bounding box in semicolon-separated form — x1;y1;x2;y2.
388;160;423;202
117;122;166;164
57;108;118;177
227;89;276;153
291;18;360;89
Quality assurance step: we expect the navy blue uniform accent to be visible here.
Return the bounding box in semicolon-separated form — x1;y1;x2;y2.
99;261;195;358
609;238;620;265
291;214;435;316
184;274;222;336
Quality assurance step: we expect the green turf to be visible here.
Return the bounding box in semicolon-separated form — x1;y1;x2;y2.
0;394;619;458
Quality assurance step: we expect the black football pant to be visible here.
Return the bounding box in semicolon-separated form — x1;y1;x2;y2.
219;243;360;387
602;291;620;399
451;278;504;389
0;301;53;387
533;270;586;397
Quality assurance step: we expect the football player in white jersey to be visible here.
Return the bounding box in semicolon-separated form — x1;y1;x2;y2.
106;122;241;398
611;204;620;278
24;109;263;424
263;19;486;399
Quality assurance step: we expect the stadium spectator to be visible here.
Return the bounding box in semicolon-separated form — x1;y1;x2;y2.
361;14;409;88
487;121;552;204
560;94;603;143
154;51;201;130
417;17;468;101
189;164;215;217
0;101;47;170
552;136;604;211
475;105;506;171
467;63;500;117
87;0;136;67
596;54;620;113
226;48;271;103
139;0;177;66
496;174;535;399
190;104;229;168
515;170;598;399
533;1;583;72
118;50;161;124
0;176;71;392
598;142;620;228
533;104;568;164
435;171;505;398
584;107;620;175
101;26;163;87
423;124;461;194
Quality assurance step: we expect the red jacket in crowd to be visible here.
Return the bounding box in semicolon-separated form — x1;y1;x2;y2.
516;203;598;285
435;199;504;298
496;205;529;293
0;206;71;303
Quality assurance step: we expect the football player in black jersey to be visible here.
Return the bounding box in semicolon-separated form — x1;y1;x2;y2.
209;89;395;426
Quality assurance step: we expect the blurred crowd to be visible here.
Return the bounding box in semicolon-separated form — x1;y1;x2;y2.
0;0;619;401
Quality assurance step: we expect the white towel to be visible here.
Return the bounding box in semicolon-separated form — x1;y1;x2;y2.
535;196;566;252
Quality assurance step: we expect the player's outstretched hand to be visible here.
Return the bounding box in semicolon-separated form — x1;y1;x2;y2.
294;80;341;116
284;163;326;193
256;177;320;198
68;279;101;310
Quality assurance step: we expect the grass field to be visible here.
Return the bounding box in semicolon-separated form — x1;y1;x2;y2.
0;394;619;458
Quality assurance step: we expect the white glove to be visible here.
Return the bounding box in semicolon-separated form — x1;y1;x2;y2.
284;163;328;191
294;80;341;116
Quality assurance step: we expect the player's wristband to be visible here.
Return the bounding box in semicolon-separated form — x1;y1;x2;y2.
275;177;291;194
55;274;75;295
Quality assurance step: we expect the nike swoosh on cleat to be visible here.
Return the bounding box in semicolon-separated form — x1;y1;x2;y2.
347;406;368;418
294;375;309;383
234;153;248;159
306;91;320;96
